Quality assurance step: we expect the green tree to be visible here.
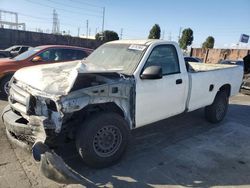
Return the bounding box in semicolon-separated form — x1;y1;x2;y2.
95;30;119;42
148;24;161;39
178;28;194;50
202;36;215;49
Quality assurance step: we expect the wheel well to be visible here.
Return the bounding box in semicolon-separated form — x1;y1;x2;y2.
0;73;14;82
219;84;231;97
80;102;125;118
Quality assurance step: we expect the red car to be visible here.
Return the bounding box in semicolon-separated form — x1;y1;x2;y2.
0;45;93;97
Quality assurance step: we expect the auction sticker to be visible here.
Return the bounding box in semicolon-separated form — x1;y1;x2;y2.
128;44;146;51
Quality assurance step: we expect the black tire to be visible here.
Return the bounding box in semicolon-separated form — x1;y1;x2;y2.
205;91;229;123
76;112;130;168
0;75;13;98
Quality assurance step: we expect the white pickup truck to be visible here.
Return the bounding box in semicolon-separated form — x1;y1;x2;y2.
2;40;243;183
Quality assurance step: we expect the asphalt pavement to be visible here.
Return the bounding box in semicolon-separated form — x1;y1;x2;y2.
0;93;250;188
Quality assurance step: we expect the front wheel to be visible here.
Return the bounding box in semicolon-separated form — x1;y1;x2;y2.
76;112;130;168
0;75;13;98
205;91;229;123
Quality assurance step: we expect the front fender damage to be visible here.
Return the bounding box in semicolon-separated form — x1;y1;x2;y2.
59;73;135;129
9;72;135;184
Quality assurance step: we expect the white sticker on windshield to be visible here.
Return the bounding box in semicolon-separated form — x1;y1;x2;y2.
128;44;146;51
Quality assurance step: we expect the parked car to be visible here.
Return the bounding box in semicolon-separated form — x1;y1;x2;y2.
2;40;243;183
241;55;250;94
241;73;250;94
218;59;250;94
0;45;32;58
219;59;244;66
0;45;93;97
219;59;248;74
184;56;202;63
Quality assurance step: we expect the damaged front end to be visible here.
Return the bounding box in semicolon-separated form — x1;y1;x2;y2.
2;69;135;184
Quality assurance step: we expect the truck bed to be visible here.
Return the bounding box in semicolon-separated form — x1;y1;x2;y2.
187;62;243;112
188;62;238;72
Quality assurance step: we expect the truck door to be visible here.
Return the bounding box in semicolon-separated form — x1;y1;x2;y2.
135;44;188;127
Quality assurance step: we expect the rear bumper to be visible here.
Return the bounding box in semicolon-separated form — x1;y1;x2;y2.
2;105;92;185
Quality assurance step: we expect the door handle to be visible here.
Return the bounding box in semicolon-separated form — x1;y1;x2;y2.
176;79;182;84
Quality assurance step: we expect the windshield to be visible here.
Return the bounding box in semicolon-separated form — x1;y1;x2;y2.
85;43;147;75
13;47;41;61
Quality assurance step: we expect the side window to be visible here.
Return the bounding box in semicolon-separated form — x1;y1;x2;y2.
60;49;74;61
144;45;180;75
20;47;28;53
38;49;59;62
12;47;21;52
75;50;87;60
59;49;87;61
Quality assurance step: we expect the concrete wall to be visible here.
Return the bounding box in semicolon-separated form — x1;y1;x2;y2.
0;28;102;49
191;48;250;64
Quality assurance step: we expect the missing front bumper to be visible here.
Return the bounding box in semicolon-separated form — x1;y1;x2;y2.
32;142;93;185
2;105;94;185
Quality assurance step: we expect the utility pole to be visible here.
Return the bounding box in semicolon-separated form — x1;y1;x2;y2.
162;30;165;40
86;19;88;39
178;27;182;41
0;11;1;22
120;28;123;39
77;27;80;37
102;7;105;34
168;32;172;41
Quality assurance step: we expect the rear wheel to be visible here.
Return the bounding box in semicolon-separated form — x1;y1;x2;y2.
76;112;130;168
205;91;229;123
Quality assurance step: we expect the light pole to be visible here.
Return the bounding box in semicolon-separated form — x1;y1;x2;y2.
101;7;105;39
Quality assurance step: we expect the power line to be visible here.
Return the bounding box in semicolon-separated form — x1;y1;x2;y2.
19;13;50;21
45;0;102;14
25;0;102;18
68;0;104;9
18;13;79;27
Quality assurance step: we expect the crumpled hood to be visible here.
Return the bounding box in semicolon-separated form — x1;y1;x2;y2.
14;61;88;96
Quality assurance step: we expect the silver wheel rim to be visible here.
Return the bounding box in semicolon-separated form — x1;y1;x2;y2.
93;125;122;158
4;81;10;95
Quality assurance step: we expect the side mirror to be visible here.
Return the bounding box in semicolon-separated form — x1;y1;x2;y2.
141;65;162;79
32;56;42;62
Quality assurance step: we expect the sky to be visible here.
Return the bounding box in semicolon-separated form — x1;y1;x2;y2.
0;0;250;48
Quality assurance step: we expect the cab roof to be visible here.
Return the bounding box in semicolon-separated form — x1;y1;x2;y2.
35;45;92;51
107;39;163;46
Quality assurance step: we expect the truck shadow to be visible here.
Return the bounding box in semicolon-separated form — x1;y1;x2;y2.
55;104;250;187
